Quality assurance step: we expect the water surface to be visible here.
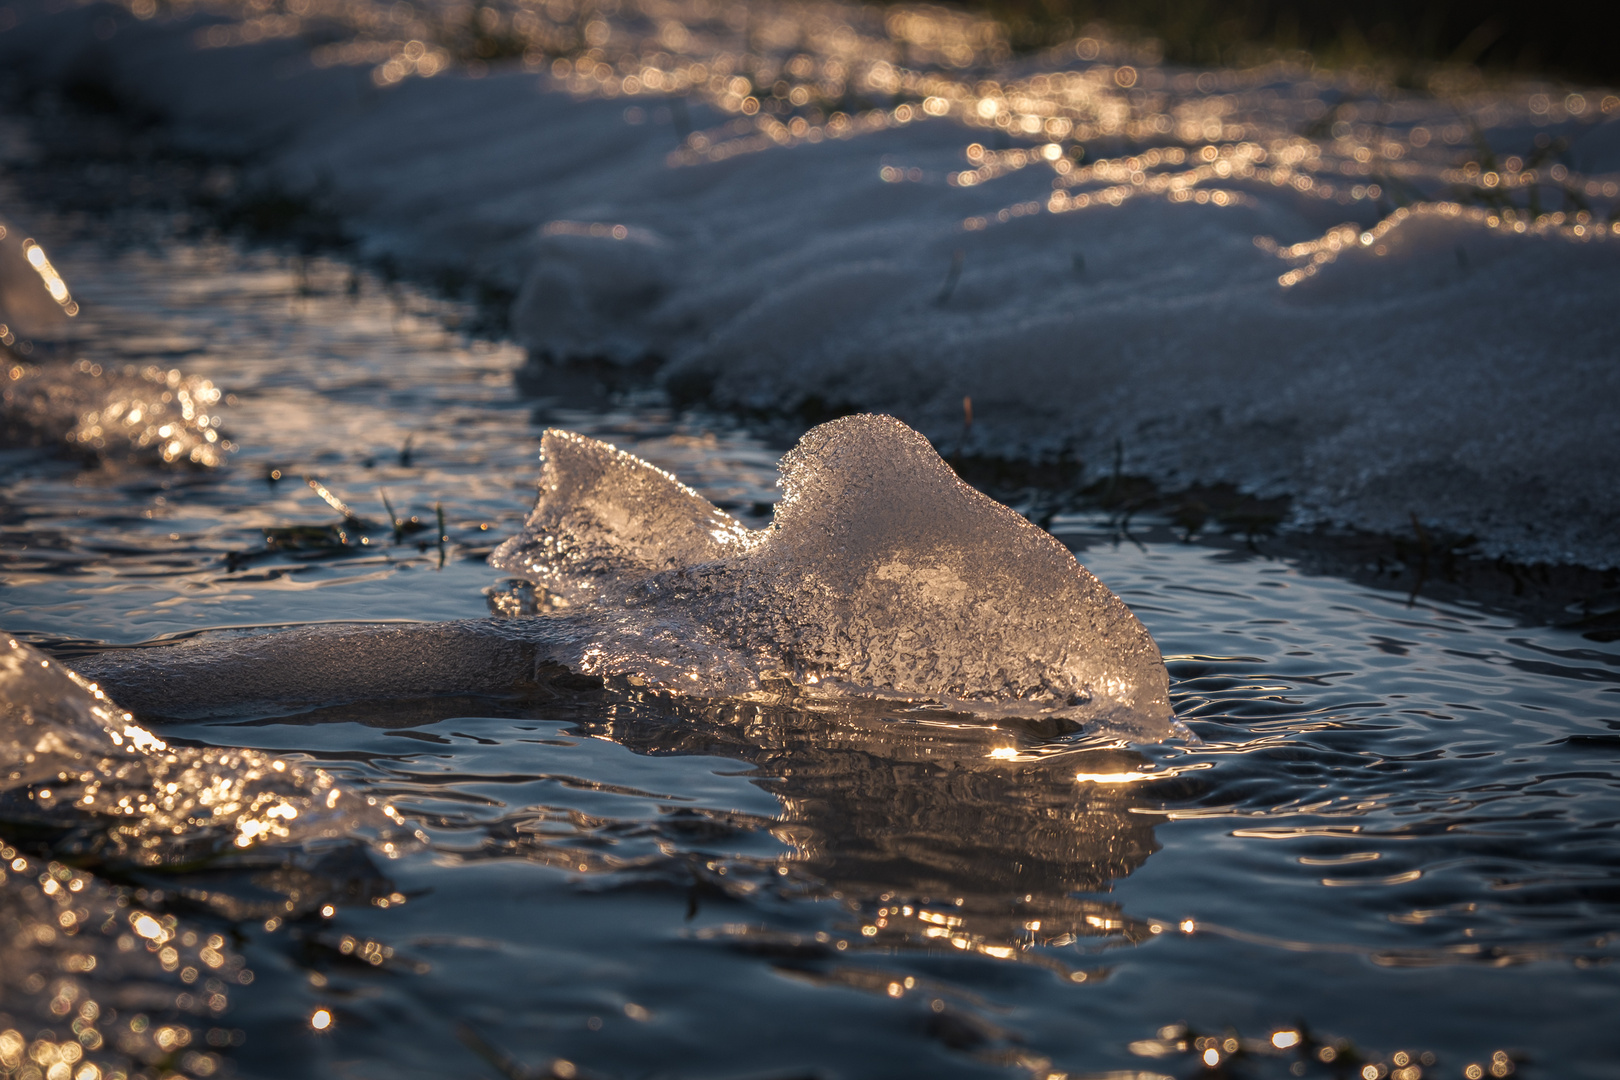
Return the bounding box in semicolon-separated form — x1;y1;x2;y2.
2;215;1617;1080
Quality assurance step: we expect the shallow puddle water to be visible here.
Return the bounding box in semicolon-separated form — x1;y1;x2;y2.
2;217;1617;1080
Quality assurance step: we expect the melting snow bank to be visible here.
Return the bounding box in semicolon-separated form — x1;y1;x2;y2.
74;416;1180;742
2;0;1619;563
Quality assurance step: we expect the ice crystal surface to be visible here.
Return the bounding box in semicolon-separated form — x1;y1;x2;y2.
1;636;414;866
0;636;422;1079
66;418;1172;738
494;415;1173;736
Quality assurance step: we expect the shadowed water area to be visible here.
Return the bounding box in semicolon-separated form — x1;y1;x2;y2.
2;209;1618;1080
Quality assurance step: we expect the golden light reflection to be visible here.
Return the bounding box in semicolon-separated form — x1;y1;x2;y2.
1074;770;1157;783
117;0;1618;278
17;239;79;317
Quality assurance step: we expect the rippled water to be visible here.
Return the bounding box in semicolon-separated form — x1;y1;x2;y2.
3;217;1618;1080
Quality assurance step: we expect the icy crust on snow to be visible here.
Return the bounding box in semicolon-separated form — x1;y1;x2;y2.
0;636;415;865
493;415;1174;738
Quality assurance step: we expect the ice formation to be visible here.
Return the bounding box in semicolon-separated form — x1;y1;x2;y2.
0;640;413;1078
72;417;1175;739
0;635;414;864
492;414;1173;734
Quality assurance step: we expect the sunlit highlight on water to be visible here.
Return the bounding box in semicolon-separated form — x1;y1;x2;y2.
20;239;78;317
2;98;1617;1076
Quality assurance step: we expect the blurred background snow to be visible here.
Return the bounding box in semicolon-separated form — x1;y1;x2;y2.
1;0;1617;564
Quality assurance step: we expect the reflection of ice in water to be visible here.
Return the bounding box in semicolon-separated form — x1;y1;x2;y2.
578;691;1169;975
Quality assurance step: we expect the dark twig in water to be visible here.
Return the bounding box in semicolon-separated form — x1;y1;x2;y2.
950;394;974;466
399;434;414;467
1408;511;1432;607
934;249;964;306
379;488;403;544
436;502;448;568
1104;437;1123;504
1113;507;1147;554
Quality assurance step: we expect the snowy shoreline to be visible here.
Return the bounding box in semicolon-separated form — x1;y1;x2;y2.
3;0;1618;566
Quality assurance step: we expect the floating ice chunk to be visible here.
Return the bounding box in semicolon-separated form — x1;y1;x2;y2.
494;414;1173;737
1;214;230;465
0;637;412;1072
0;219;74;346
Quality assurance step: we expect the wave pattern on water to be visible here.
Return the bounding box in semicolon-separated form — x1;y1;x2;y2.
0;214;1616;1080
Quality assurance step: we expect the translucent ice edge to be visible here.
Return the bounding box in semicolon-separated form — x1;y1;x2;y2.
0;635;418;865
0;635;421;1079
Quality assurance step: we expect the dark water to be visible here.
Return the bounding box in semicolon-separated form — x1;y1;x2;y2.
3;217;1618;1080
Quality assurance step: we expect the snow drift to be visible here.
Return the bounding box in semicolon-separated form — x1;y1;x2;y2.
1;0;1617;563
